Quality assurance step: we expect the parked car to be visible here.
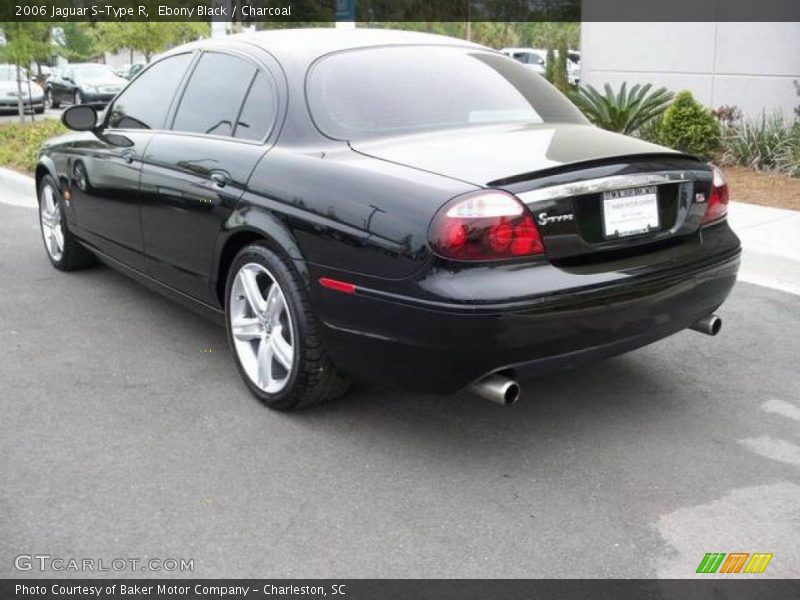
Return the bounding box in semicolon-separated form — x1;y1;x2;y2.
0;64;45;114
37;29;740;410
500;47;546;75
566;49;581;85
502;48;581;85
45;63;127;109
116;62;146;80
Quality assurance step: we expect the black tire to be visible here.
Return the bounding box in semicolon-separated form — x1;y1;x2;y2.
37;175;95;271
35;106;45;114
46;88;59;109
225;242;350;410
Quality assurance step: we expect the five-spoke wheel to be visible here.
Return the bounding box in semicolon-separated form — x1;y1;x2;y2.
37;175;94;271
39;183;64;262
229;262;295;394
224;243;349;410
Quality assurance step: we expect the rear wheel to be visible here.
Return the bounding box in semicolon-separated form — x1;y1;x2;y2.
38;175;94;271
225;243;349;410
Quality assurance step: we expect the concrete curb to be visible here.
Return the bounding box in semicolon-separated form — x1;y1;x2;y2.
1;166;798;294
0;167;36;208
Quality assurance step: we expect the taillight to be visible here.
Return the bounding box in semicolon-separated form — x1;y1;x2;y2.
702;166;729;225
429;190;544;261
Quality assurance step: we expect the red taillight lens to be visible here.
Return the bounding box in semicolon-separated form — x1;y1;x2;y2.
429;190;544;261
702;166;729;225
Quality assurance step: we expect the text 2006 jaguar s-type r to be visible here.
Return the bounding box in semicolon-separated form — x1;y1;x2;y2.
37;29;740;410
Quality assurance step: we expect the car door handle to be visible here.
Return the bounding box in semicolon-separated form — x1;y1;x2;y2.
210;172;230;188
121;150;136;164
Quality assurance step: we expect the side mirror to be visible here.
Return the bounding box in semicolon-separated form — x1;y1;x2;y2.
61;105;98;131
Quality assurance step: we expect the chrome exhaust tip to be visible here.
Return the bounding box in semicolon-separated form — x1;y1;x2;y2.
690;313;722;336
468;374;520;406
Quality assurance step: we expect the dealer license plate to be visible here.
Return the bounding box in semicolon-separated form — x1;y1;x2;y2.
602;186;660;238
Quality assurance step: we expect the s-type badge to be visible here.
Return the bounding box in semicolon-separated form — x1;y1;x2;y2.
537;211;574;226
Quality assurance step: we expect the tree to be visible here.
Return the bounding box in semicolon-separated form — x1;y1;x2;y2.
0;22;52;121
94;22;209;63
519;22;579;49
552;37;570;93
470;22;521;48
544;47;556;83
61;23;97;62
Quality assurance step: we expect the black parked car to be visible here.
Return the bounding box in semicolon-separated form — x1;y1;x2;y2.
45;63;127;108
36;29;740;410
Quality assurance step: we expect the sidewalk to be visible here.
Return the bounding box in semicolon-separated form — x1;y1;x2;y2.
1;166;798;295
727;202;800;296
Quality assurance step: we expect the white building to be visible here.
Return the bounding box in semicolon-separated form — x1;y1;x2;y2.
580;22;800;119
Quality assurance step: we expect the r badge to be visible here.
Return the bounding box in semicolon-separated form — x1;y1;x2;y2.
695;192;707;203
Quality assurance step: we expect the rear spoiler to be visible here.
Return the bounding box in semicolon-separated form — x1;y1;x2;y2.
487;152;705;188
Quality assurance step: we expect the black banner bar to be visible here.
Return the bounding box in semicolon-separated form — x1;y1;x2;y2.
3;579;800;600
3;0;800;22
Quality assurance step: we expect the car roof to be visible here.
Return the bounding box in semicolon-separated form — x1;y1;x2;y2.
167;28;488;67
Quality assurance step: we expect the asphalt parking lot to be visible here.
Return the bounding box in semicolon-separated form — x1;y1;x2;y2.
1;198;799;579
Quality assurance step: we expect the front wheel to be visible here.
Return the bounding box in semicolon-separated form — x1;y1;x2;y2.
46;89;59;109
38;175;94;271
225;243;349;410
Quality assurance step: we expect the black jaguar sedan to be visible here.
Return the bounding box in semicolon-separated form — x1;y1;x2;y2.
36;29;739;410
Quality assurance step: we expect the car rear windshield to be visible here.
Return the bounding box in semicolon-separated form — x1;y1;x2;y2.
306;46;587;141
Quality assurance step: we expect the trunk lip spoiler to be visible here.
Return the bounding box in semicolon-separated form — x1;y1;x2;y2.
517;169;712;205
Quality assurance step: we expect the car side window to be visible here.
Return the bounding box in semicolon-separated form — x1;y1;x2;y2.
233;72;276;141
107;53;192;130
172;53;255;137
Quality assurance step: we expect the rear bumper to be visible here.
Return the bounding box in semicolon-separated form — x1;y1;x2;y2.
315;244;740;394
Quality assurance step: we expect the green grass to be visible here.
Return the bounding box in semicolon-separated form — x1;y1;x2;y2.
0;119;67;175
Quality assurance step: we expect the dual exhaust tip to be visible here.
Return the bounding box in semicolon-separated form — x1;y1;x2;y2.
468;313;722;407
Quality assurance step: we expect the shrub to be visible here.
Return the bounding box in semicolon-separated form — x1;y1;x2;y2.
776;122;800;177
712;105;742;127
659;91;721;158
571;82;673;135
0;119;67;175
794;81;800;119
719;112;794;172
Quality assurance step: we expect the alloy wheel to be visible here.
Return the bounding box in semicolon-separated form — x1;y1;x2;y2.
40;184;64;262
229;262;295;394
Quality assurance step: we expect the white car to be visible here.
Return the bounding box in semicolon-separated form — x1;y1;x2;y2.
500;48;546;75
0;64;45;114
500;48;581;86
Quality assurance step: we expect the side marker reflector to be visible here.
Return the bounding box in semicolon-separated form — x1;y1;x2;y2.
319;277;356;295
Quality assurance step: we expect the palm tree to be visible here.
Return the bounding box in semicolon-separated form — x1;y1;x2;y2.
571;82;673;135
